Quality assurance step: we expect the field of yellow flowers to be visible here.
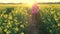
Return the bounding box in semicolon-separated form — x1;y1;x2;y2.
0;4;60;34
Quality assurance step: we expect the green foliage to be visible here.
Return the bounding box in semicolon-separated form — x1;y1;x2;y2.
39;7;60;34
0;7;28;34
0;6;60;34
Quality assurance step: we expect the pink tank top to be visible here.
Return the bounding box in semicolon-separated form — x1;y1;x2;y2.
32;3;38;14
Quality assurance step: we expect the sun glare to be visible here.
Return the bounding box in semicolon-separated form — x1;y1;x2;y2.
26;0;36;8
0;0;60;3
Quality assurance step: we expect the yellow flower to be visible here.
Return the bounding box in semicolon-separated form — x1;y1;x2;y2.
5;20;7;22
6;30;10;34
15;22;19;25
20;21;22;23
26;21;28;24
50;11;55;14
14;27;19;32
1;14;3;17
8;15;12;19
15;11;18;14
4;15;8;18
50;30;52;33
57;12;60;16
9;24;12;28
14;19;18;22
0;27;2;32
6;25;9;28
8;21;11;25
4;29;7;32
6;20;12;28
48;18;50;21
21;32;24;34
20;25;24;28
54;15;59;21
58;23;60;26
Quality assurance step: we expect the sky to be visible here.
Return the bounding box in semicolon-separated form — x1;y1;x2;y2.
0;0;60;3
